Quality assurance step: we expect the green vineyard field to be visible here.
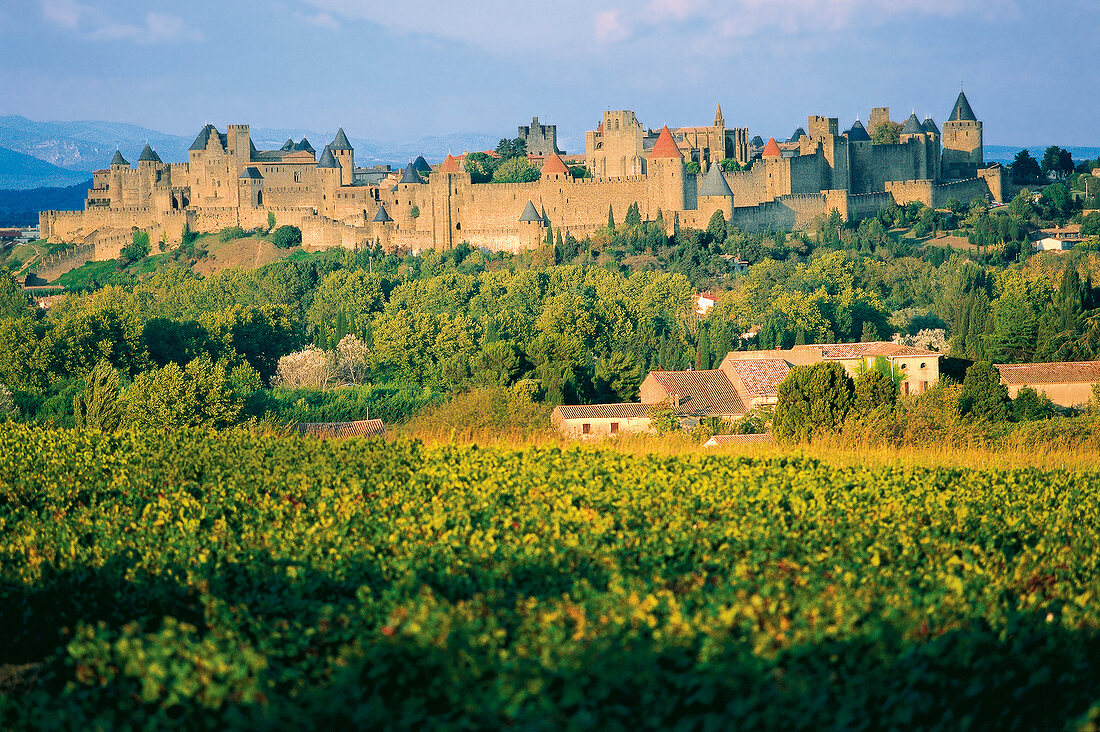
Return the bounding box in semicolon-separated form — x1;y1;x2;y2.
1;426;1099;729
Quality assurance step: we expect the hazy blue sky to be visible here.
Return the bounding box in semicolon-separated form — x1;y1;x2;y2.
3;0;1097;149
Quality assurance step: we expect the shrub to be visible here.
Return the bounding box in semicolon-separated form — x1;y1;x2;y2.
72;360;124;431
773;362;854;442
119;230;150;266
959;361;1009;422
271;225;302;249
267;210;276;232
218;226;246;242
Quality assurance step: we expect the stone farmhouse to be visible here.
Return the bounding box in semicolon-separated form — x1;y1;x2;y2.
41;91;1005;264
553;341;941;439
994;361;1100;408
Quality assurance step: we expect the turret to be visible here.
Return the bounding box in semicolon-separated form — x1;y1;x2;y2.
226;124;251;166
941;89;983;180
317;144;342;215
330;127;354;186
697;158;734;221
646;125;685;229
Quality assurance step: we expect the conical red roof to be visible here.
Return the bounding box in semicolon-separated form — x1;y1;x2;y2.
762;137;782;157
541;152;569;176
648;125;682;159
438;153;461;173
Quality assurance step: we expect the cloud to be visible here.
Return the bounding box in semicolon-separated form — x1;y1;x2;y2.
38;1;203;43
293;11;341;29
292;0;1017;55
594;10;631;43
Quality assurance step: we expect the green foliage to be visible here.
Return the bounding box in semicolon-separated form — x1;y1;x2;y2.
463;152;496;184
5;432;1100;726
72;360;124;431
719;158;742;172
853;363;898;415
1041;146;1075;179
409;204;420;219
491;157;540;184
1010;386;1056;422
646;402;680;435
1012;149;1042;184
201;304;302;384
119;230;151;267
123;355;247;429
684;160;701;174
870;120;902;145
217;226;245;243
267;210;276;232
271;225;302;249
0;273;32;319
494;137;527;160
773;362;854;442
958;361;1009;422
1081;212;1100;237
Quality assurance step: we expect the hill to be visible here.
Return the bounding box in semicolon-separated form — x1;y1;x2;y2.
0;146;92;190
0;115;192;172
0;179;90;227
985;145;1100;165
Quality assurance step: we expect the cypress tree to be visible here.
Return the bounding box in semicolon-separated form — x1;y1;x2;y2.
607;205;615;231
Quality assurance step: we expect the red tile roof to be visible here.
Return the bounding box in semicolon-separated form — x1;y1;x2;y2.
761;137;782;157
817;342;940;359
648;125;683;160
438;154;461;173
728;358;790;396
995;361;1100;385
554;403;652;420
649;369;745;416
541;152;570;175
295;419;386;438
597;121;604;134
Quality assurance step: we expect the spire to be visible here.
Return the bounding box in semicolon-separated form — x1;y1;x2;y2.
540;152;569;176
541;205;550;225
948;90;977;121
648;125;683;159
438;153;462;173
110;149;129;167
846;119;871;142
399;163;423;184
761;137;781;158
372;204;393;223
698;162;733;197
317;144;340;169
412;156;431;174
138;143;161;163
280;138;295;151
922;116;939;134
331;127;352;151
519;200;541;222
714;103;724;128
901;113;923;136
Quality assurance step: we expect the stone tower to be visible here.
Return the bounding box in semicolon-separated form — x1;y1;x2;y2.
869;107;890;136
941;90;982;180
517;117;561;156
900;113;929;180
646;125;685;229
714;103;724;129
329;128;355;187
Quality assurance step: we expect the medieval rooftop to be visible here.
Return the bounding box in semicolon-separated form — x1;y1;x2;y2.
649;369;746;416
994;361;1100;385
949;90;977;122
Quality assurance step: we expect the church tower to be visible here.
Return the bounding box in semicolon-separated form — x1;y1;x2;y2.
941;89;983;180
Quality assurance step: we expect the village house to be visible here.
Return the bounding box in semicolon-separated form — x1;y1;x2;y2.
553;341;943;439
994;361;1100;408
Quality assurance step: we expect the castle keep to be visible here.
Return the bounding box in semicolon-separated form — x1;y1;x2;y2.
40;91;1005;259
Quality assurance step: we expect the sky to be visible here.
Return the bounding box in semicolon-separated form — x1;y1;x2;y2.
2;0;1098;149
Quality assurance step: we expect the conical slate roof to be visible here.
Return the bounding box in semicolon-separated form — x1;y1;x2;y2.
541;152;569;176
922;116;939;134
295;138;316;154
239;166;263;179
438;154;462;173
399;163;422;184
110;149;129;166
750;135;764;147
788;127;806;142
519;200;541;222
317;145;340;169
541;205;550;225
761;138;782;157
900;113;924;135
280;138;295;151
948;90;976;122
373;204;393;223
189;124;218;151
846;119;871;142
412;156;431;174
648;125;683;159
331;127;352;151
138;143;161;163
698;162;733;197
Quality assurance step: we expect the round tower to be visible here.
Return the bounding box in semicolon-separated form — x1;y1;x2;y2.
329;127;355;186
941;89;983;180
646;125;685;230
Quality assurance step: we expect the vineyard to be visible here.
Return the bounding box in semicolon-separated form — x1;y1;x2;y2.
2;426;1100;729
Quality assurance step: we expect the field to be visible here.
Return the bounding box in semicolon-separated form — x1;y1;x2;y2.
2;426;1100;729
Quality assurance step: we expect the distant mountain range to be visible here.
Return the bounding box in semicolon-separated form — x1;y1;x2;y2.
0;115;501;190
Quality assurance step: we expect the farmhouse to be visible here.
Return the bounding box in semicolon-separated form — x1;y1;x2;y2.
994;361;1100;408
